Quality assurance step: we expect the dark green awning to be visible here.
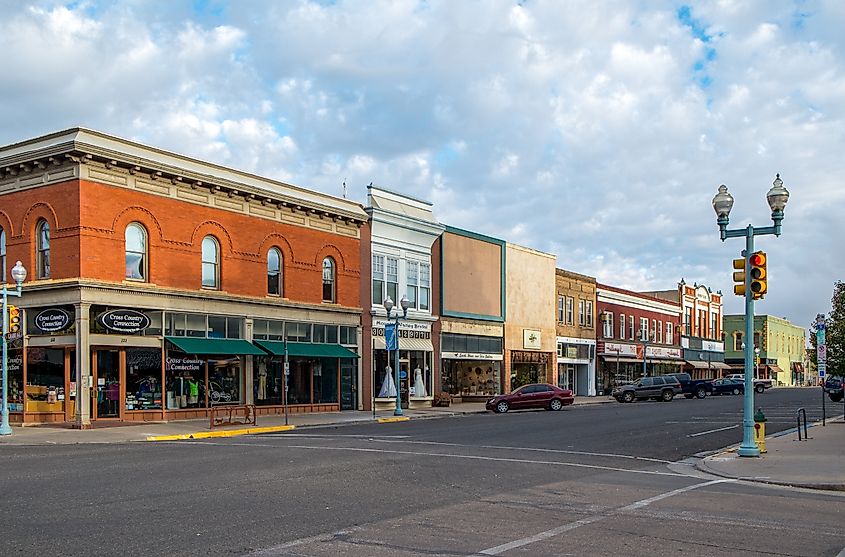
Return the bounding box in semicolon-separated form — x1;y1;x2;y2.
165;337;266;356
254;340;359;359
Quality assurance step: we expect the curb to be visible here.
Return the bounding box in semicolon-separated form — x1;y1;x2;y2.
146;424;296;441
376;416;411;423
696;457;845;492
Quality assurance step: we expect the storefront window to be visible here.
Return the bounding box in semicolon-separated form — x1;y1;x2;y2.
442;360;501;397
312;358;338;404
26;347;65;413
287;358;311;404
373;350;432;399
208;357;241;405
165;352;206;409
511;363;543;390
6;347;23;412
254;356;283;405
125;348;162;410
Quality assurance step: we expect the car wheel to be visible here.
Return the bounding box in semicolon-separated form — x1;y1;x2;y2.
732;388;740;395
549;398;563;411
755;384;765;393
830;393;843;403
622;391;635;403
696;387;707;399
495;401;509;413
661;389;674;402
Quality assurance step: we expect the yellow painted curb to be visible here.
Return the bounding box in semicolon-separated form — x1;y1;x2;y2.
377;417;411;423
146;424;296;441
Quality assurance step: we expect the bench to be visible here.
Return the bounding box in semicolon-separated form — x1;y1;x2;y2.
210;404;257;428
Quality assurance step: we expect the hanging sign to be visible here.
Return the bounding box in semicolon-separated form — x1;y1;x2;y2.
384;322;398;351
34;308;72;333
97;309;151;334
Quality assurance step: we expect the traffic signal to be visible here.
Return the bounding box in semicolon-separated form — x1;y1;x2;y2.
732;257;745;296
749;251;767;299
8;305;21;334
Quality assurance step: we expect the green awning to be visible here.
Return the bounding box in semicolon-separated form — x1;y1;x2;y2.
165;337;266;356
254;340;359;359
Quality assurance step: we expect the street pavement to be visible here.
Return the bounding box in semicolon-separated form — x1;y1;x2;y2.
1;388;843;556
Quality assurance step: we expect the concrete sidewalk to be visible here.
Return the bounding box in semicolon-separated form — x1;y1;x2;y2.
698;418;845;491
0;396;613;446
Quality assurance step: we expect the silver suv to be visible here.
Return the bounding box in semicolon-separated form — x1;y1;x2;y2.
612;375;682;403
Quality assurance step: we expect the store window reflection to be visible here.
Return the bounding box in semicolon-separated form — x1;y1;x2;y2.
208;357;241;405
125;348;162;410
26;347;65;413
7;348;23;412
254;356;282;405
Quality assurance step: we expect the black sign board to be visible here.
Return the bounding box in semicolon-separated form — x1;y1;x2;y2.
34;308;72;333
97;309;151;334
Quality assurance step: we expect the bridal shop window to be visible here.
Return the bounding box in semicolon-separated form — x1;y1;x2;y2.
372;349;432;399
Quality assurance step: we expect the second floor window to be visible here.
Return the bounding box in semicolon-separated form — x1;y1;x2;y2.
658;321;663;344
586;301;593;328
267;248;282;296
419;262;430;311
578;299;585;326
557;296;564;322
322;257;335;302
201;236;219;289
640;317;648;341
734;332;743;351
407;261;418;309
566;297;574;325
386;257;398;305
619;313;625;338
602;312;613;338
628;315;634;340
36;219;51;279
0;228;5;283
125;223;147;281
666;322;673;344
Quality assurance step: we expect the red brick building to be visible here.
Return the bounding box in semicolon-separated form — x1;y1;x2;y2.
0;128;366;426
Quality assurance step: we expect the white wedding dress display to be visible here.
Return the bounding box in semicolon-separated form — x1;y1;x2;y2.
413;368;427;398
378;367;397;398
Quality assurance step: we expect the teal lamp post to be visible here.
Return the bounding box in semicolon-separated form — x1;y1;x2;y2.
712;175;790;457
2;260;28;436
383;294;410;416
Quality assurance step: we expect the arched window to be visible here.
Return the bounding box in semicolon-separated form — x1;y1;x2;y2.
36;219;51;279
322;257;335;302
125;223;147;281
201;236;219;289
0;228;6;283
267;247;282;296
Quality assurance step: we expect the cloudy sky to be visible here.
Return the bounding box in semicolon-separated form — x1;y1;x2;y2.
1;0;841;330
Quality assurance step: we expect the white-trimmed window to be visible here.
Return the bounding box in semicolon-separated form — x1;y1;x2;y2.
639;317;648;341
578;299;585;326
386;257;398;304
419;262;431;311
586;301;594;328
557;296;564;322
322;257;336;302
125;223;147;281
407;261;419;309
628;315;634;340
566;297;574;325
268;247;282;296
201;236;219;289
372;255;385;305
0;227;5;283
658;321;663;344
36;219;51;279
619;313;625;339
710;312;718;340
603;312;613;338
666;322;673;344
651;319;657;341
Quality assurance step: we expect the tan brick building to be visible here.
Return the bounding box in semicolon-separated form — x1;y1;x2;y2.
554;269;597;396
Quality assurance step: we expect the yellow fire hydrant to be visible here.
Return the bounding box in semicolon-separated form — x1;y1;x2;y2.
753;408;767;453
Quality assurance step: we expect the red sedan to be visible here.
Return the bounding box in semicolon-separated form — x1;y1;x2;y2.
485;383;575;413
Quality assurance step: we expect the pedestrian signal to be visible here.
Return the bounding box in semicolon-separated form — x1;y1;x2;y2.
749;251;767;300
732;257;745;296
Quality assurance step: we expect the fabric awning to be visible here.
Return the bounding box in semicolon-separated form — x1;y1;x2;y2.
600;356;644;364
165;337;266;356
768;365;784;374
710;362;732;370
373;336;434;351
649;358;684;364
254;340;359;359
685;360;710;369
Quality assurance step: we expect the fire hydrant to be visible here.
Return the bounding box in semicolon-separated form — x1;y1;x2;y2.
753;408;767;453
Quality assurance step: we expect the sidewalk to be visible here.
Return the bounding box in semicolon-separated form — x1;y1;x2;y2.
0;396;612;446
697;418;845;491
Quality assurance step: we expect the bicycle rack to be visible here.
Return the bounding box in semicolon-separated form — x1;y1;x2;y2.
796;408;810;441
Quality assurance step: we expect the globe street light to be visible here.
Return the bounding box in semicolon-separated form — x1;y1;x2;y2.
712;175;790;457
2;261;27;436
383;294;410;416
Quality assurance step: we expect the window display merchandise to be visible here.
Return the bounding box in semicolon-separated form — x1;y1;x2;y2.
26;347;65;413
125;348;162;410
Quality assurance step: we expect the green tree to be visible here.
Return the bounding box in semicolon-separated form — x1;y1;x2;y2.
826;280;845;378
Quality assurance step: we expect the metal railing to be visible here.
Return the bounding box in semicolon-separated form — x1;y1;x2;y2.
796;407;810;441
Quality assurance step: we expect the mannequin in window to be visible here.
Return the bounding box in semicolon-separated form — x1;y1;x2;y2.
378;365;396;398
187;375;199;407
413;365;427;398
257;361;268;401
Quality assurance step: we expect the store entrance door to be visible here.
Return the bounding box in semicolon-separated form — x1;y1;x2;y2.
94;349;121;419
340;361;356;410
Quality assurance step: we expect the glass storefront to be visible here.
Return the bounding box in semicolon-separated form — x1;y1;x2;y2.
254;356;283;405
165;353;206;409
26;347;65;413
208;357;242;405
372;349;432;402
6;347;24;413
125;348;163;410
511;363;544;390
442;360;501;397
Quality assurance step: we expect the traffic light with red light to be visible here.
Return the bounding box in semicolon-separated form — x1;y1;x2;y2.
732;257;745;296
749;251;767;300
8;305;21;334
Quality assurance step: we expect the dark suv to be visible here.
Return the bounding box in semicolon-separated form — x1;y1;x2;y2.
612;375;681;403
824;376;843;402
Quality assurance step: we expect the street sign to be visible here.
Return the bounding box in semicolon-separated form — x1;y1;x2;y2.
818;363;825;378
817;344;826;363
284;362;290;375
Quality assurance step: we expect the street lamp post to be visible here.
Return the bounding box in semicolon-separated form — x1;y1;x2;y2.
712;175;790;457
383;294;410;416
2;261;28;436
754;346;760;380
637;328;649;377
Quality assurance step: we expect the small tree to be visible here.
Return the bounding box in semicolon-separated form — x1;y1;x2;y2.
825;281;845;378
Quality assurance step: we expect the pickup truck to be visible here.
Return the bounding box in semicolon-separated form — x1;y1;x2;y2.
725;374;772;393
667;373;713;399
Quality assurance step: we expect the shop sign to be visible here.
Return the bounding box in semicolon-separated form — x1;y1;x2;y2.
523;329;542;350
441;351;504;361
34;308;72;333
701;340;723;353
165;357;204;372
7;355;22;373
602;342;638;357
647;346;682;359
97;309;151;334
511;351;550;364
372;319;431;339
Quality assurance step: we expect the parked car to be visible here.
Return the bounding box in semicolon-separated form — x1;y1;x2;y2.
725;373;772;393
612;375;681;403
486;383;575;413
666;372;713;399
824;376;844;402
710;378;745;396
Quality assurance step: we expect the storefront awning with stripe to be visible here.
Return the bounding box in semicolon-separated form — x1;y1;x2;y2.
686;360;731;370
165;337;266;356
253;340;359;359
373;336;434;351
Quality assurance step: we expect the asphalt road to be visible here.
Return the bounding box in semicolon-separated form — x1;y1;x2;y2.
1;388;843;556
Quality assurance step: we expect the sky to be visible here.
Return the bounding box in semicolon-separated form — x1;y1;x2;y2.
0;0;842;331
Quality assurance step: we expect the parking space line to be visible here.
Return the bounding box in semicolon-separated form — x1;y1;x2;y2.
688;425;739;437
478;479;734;555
